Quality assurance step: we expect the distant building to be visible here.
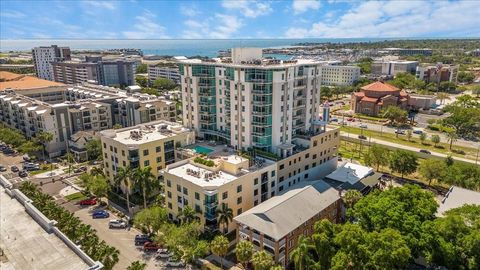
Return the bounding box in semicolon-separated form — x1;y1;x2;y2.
371;60;419;76
320;65;360;86
234;180;342;267
68;131;98;161
32;45;71;81
416;63;459;85
381;48;433;56
351;81;409;116
148;64;180;84
52;61;100;85
408;94;437;110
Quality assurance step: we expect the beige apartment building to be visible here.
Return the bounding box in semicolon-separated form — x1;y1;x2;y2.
100;121;195;182
234;180;342;268
161;151;277;232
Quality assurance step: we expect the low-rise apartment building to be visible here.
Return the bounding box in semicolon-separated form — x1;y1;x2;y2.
234;180;342;267
319;65;360;86
100;121;195;181
162;151;277;232
148;64;180;84
371;60;419;76
416;63;459;85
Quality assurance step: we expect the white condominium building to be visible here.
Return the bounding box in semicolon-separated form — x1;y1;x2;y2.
319;65;360;86
148;64;181;84
32;45;71;81
178;47;324;155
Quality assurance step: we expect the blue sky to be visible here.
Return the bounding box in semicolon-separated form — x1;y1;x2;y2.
1;0;479;39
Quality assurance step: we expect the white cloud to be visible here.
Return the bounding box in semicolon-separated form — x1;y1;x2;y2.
0;10;26;19
82;1;116;10
181;13;243;39
180;4;200;17
292;0;321;14
210;14;243;38
221;0;272;18
122;11;169;39
285;0;480;38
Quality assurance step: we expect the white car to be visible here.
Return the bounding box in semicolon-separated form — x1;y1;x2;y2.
156;249;173;259
165;258;185;267
108;219;127;229
359;124;368;129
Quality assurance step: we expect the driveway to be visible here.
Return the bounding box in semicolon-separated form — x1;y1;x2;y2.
75;207;165;270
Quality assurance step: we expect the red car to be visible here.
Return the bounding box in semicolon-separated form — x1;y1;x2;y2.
143;242;161;252
79;198;97;205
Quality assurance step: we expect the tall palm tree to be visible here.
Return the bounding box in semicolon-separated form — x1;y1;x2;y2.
178;205;197;224
20;181;39;198
90;166;105;177
236;240;254;268
132;166;156;209
66;152;75;175
290;235;313;270
115;166;133;215
216;203;233;233
446;130;458;151
35;131;53;161
211;235;229;269
251;250;273;270
342;189;363;208
127;261;147;270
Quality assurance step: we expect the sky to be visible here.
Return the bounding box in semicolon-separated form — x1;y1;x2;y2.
1;0;479;40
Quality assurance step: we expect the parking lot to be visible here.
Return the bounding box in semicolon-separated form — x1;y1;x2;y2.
75;206;168;270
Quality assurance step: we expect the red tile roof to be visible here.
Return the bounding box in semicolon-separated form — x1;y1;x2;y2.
361;81;399;92
0;71;64;91
360;96;379;103
399;90;408;97
353;92;365;97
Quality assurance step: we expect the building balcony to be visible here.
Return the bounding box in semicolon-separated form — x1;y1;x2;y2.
263;238;276;249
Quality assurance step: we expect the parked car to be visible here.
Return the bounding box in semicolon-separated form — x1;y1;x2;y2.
156;249;173;259
395;129;405;135
143;242;161;252
135;235;152;246
3;148;14;155
92;210;109;219
419;149;431;154
23;155;31;162
23;163;40;171
330;118;338;122
358;135;367;140
0;165;6;172
11;165;19;172
165;258;185;267
413;129;423;134
109;219;127;229
18;170;28;178
359;124;368;129
79;198;97;206
347;118;354;122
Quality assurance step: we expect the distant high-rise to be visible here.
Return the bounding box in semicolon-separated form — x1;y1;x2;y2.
32;45;71;81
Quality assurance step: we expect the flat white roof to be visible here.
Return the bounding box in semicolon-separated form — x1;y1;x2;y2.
325;162;373;185
105;122;190;145
437;186;480;217
168;163;238;188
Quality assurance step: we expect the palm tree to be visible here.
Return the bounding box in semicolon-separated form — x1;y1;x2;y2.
216;203;233;233
436;92;450;105
132;166;156;209
211;235;229;269
115;166;133;215
252;250;273;270
290;235;313;270
342;189;363;208
419;132;427;145
406;130;412;142
66;152;75;175
178;205;197;224
35;131;53;161
127;261;146;270
236;240;254;268
101;246;120;270
20;181;39;198
90;166;105;176
446;131;458;151
270;265;283;270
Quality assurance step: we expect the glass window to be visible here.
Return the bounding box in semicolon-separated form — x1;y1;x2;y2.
156;146;161;152
144;160;149;166
222;191;228;200
177;184;181;192
195;192;200;200
143;149;149;156
237;197;242;204
237;185;242;193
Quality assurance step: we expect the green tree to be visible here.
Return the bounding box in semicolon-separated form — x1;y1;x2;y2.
216;203;233;233
431;134;441;147
85;139;102;161
236;240;254;268
446;130;458;151
140;87;160;96
136;63;147;74
418;159;446;186
87;175;110;203
406;129;413;141
439;81;456;92
127;260;146;270
364;228;411;269
178;205;197;224
252;250;274;270
35;131;54;161
381;106;408;125
211;235;229;269
113;123;123;129
419;132;427;144
363;144;389;171
153;78;177;90
134;206;169;235
342;189;363;208
472;85;480;97
133;166;156;209
320;86;332;101
458;71;475;84
18;141;41;157
436;92;450;105
114;166;133;215
135;76;148;87
290;235;313;270
389;150;418;179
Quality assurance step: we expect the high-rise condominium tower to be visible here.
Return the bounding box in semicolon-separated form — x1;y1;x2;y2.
32;45;71;81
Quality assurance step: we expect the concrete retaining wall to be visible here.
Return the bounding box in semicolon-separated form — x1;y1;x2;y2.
0;175;103;269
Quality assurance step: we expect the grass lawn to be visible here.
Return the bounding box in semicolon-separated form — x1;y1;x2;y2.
65;192;88;201
29;168;52;175
339;126;478;160
354;114;388;122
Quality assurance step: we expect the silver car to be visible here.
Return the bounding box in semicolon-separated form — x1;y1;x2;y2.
108;219;127;229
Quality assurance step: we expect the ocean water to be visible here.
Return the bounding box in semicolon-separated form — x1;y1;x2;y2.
0;38;395;57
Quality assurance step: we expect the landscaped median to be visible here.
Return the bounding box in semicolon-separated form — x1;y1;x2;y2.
338;125;478;161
